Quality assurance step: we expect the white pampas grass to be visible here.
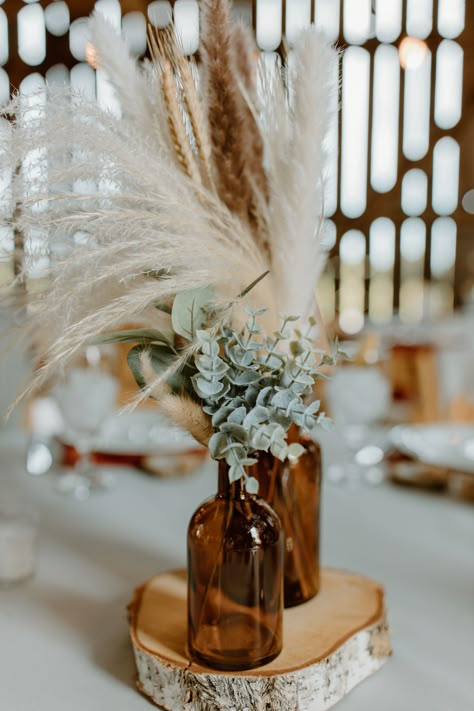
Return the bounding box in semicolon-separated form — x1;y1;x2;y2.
0;8;336;401
262;29;338;324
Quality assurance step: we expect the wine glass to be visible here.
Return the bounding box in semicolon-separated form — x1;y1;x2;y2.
53;346;119;500
325;364;391;486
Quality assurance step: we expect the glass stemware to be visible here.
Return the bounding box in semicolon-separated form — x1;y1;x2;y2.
53;346;119;500
325;364;391;486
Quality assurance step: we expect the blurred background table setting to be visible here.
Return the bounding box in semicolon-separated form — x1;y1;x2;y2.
23;343;208;499
1;317;473;710
318;312;474;502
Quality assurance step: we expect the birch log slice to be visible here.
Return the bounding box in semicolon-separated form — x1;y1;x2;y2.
128;568;391;711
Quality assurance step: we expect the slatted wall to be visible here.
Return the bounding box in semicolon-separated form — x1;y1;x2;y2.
0;0;471;334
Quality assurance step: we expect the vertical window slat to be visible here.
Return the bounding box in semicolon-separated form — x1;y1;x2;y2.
371;44;400;194
341;47;370;218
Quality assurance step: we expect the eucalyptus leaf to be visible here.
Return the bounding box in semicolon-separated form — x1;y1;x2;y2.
201;340;220;358
228;406;246;425
171;285;213;340
244;306;268;317
229;370;261;386
243;405;269;429
256;386;274;407
220;422;248;443
245;476;259;494
209;432;228;459
288;442;305;458
192;374;226;398
228;463;243;483
278;313;300;322
223;443;247;461
212;405;234;428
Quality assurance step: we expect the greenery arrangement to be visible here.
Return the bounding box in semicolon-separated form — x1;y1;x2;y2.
1;0;338;482
96;277;339;489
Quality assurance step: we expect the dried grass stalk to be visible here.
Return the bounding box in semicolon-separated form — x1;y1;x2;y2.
137;351;212;445
158;393;213;446
161;59;201;182
231;23;268;201
177;55;215;191
199;0;251;220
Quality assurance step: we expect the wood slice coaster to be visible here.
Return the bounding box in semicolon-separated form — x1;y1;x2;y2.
128;568;391;711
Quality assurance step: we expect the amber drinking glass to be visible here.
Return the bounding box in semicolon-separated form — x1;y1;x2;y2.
187;462;284;671
257;427;322;608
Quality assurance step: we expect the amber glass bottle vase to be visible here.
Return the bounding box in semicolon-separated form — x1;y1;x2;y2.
187;461;284;671
258;426;322;608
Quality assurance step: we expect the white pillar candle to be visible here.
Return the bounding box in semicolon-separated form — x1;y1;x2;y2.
0;514;38;585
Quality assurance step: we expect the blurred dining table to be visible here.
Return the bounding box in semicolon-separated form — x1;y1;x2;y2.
0;428;473;711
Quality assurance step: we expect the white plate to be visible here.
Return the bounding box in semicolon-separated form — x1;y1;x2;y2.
64;411;201;456
390;423;474;475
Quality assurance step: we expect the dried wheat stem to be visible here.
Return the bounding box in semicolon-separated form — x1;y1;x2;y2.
177;55;215;192
161;59;200;182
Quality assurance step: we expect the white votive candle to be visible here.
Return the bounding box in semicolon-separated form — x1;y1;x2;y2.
0;513;38;585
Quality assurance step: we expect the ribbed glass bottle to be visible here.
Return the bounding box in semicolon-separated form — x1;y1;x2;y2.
187;461;284;671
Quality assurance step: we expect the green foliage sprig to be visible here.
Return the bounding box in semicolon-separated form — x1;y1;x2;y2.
191;309;336;493
95;279;342;492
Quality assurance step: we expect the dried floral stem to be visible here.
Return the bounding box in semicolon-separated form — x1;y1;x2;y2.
177;55;215;192
159;393;213;446
161;59;200;182
231;23;268;202
200;0;251;221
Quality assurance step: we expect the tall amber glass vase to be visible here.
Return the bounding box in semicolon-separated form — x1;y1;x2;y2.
187;462;284;671
258;427;322;608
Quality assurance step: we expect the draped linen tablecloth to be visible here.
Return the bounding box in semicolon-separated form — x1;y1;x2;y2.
0;430;473;711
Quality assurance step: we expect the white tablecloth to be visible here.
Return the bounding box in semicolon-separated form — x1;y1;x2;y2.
0;430;473;711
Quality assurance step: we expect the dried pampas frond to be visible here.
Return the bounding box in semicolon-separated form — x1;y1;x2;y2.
263;29;338;323
0;2;337;428
200;0;268;241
